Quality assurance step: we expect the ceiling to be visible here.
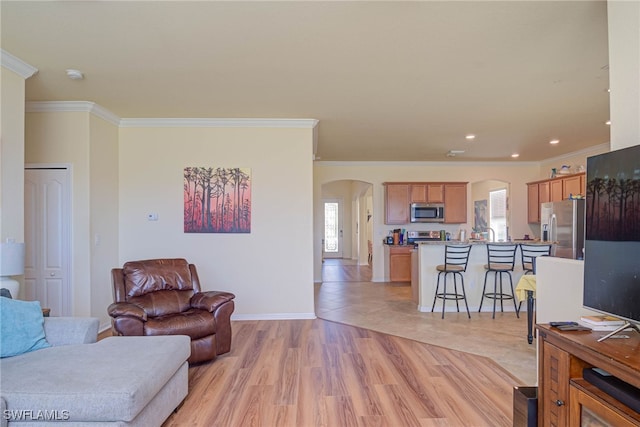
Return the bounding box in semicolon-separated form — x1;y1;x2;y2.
1;1;611;162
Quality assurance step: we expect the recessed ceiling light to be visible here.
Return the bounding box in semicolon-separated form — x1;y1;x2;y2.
66;69;84;80
605;120;611;125
465;134;475;140
511;153;520;158
549;139;560;145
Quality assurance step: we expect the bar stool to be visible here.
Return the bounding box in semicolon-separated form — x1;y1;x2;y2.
479;244;519;318
517;243;552;314
520;243;552;275
431;244;472;319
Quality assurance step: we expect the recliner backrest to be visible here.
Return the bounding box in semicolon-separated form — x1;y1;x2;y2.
113;258;197;317
123;259;193;297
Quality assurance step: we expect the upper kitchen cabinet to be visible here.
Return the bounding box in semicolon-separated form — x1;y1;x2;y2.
550;179;563;202
384;183;410;224
562;174;585;199
443;183;467;223
527;173;585;223
410;184;444;203
384;182;467;224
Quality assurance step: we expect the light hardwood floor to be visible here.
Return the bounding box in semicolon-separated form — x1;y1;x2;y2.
161;259;532;426
316;259;537;385
163;318;516;427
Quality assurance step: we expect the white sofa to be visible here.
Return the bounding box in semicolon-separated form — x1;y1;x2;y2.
0;317;190;426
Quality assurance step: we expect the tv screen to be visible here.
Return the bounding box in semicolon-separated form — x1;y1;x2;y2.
583;144;640;324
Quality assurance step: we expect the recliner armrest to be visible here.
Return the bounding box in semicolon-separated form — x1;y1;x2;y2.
107;302;147;321
191;291;235;313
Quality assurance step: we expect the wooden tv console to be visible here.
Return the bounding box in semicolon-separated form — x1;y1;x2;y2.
536;324;640;426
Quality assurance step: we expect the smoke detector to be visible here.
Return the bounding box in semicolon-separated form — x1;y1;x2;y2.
446;150;465;157
66;69;84;80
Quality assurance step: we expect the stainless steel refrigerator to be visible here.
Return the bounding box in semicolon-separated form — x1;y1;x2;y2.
540;199;585;260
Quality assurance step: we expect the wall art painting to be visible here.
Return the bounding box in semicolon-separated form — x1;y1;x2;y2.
474;199;488;231
184;167;251;233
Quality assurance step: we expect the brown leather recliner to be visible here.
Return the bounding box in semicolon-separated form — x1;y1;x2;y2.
107;258;235;364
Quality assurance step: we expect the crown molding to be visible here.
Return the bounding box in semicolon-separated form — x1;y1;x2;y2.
24;103;319;130
25;101;120;126
314;160;540;167
119;118;319;129
1;50;38;79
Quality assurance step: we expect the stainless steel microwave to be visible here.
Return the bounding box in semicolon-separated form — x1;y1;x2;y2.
410;203;445;223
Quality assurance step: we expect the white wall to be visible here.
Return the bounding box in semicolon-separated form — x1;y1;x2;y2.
118;125;315;319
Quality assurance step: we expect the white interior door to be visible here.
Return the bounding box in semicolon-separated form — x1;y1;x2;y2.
323;199;343;259
24;167;71;316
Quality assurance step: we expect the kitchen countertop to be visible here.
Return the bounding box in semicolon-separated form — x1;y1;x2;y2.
413;240;554;245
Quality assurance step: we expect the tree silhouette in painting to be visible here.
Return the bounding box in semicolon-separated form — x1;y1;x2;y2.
586;152;640;242
184;167;251;233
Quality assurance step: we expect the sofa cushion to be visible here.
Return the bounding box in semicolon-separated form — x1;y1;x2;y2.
0;297;50;358
0;335;190;422
123;258;193;298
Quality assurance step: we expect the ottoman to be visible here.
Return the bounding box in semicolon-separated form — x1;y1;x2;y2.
1;334;190;426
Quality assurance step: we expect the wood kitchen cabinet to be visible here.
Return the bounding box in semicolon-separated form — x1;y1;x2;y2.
536;324;640;427
443;183;467;223
410;184;444;203
388;245;412;282
384;184;410;224
550;179;563;201
527;181;552;223
526;173;585;223
527;183;541;223
562;174;584;199
384;182;467;225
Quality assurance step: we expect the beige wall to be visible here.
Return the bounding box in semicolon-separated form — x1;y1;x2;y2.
1;68;26;243
118;126;315;319
25;110;120;327
89;114;119;325
538;142;610;181
608;0;640;150
25;112;92;316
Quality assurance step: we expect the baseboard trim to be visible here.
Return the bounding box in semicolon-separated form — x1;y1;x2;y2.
99;322;112;333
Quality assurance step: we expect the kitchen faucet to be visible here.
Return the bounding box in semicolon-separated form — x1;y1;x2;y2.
487;227;496;242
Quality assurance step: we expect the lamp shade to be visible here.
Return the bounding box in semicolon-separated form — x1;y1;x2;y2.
0;242;25;276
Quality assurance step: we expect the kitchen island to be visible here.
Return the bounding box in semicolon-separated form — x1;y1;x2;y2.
413;241;553;315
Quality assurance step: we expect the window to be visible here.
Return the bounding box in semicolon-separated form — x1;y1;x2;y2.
490;189;508;241
324;202;339;253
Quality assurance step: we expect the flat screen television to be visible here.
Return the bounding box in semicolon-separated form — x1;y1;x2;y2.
583;144;640;339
